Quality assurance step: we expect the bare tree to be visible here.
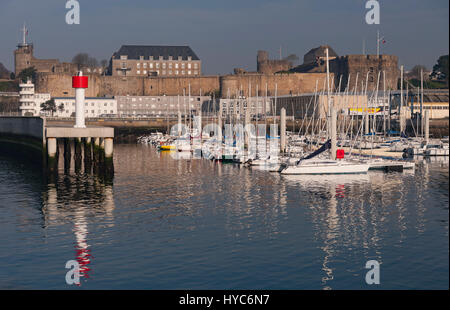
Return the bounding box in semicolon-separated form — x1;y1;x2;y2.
72;53;99;70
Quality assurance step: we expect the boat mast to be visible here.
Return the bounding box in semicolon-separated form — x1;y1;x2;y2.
326;48;336;160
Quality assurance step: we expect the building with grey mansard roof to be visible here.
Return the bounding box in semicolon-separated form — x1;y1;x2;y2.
109;45;202;77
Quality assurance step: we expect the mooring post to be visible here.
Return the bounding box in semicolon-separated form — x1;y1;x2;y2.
47;138;58;176
400;106;406;134
104;138;114;159
100;138;105;163
280;108;286;154
104;138;114;178
84;137;92;173
63;138;71;173
74;138;82;173
93;137;100;162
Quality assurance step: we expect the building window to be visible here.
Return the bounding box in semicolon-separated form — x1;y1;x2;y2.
188;63;192;69
122;62;126;69
162;70;166;75
156;63;159;68
162;63;166;69
137;70;140;74
120;55;127;60
144;70;147;75
194;63;198;69
181;63;185;69
188;71;191;75
143;63;147;68
175;70;179;75
149;63;153;68
175;63;179;69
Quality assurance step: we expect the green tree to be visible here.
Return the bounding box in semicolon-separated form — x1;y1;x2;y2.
17;67;37;83
40;99;56;116
432;55;449;86
410;65;428;80
57;103;65;115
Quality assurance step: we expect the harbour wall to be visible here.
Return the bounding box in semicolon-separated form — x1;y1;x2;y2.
0;116;46;163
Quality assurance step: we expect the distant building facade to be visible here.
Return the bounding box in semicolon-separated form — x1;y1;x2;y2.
19;79;51;116
19;80;116;117
110;45;202;77
116;95;211;117
52;97;117;118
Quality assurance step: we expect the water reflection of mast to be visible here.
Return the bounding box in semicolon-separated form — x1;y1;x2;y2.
321;183;339;290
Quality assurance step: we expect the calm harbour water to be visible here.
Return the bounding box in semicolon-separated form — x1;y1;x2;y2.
0;144;448;289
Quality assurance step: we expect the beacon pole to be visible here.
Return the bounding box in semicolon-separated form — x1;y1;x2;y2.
73;71;88;128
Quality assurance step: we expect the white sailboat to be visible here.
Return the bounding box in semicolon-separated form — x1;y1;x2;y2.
281;48;370;175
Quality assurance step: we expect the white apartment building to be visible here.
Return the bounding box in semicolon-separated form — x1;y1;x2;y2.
53;97;117;118
19;80;117;117
19;79;51;116
116;95;210;117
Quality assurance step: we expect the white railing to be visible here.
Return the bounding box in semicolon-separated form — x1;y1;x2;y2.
0;112;23;116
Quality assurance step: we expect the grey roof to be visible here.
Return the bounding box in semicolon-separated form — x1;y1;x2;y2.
113;45;200;61
303;45;338;64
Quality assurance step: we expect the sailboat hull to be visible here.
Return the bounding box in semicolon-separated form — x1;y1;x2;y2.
281;161;369;175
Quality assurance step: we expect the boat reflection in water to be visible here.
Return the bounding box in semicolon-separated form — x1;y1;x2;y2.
42;173;115;285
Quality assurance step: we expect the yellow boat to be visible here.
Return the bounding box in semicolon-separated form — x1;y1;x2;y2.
160;144;176;151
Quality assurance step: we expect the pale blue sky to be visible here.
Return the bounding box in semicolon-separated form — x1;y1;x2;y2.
0;0;448;74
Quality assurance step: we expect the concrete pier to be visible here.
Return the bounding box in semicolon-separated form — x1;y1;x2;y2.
104;138;114;158
45;125;114;177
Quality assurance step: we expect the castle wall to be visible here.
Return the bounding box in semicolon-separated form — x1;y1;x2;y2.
330;55;399;92
36;72;329;99
35;73;220;97
220;73;331;98
257;60;292;75
257;50;292;74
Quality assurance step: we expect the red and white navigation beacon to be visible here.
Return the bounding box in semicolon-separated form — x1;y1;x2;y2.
72;71;88;128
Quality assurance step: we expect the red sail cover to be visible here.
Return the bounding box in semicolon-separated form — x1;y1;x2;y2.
72;76;88;88
336;149;345;159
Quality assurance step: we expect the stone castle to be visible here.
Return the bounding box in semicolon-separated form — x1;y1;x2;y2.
14;43;77;75
14;40;400;99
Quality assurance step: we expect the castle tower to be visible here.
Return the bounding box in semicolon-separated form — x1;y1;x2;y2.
257;50;269;73
14;24;34;75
